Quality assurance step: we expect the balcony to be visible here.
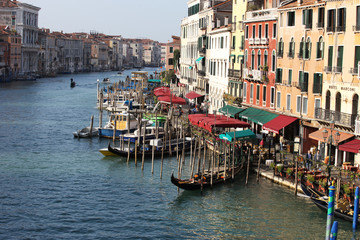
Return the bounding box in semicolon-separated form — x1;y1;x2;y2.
249;38;254;45
350;67;358;75
261;38;269;44
353;25;360;32
277;50;283;58
305;23;312;29
244;68;261;81
199;48;206;55
317;22;324;29
287;52;295;58
297;52;303;59
315;107;358;127
333;66;342;73
326;26;335;32
228;69;241;79
324;66;332;73
300;80;308;93
198;70;206;76
336;26;346;32
254;38;260;44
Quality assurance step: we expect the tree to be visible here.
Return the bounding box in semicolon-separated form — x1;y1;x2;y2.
173;49;180;69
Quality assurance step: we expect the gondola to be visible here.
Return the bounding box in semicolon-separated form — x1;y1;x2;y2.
300;183;359;223
171;165;244;190
107;137;193;158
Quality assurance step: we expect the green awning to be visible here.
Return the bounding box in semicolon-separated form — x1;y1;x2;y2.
218;105;244;117
238;107;278;125
148;79;161;83
195;56;204;63
189;66;193;69
219;129;256;142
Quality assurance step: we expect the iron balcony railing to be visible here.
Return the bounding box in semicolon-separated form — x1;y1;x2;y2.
197;70;206;76
333;66;342;73
287;52;295;58
336;26;346;32
324;66;332;73
353;25;360;31
315;107;358;127
228;69;241;79
327;26;335;32
349;67;358;75
317;22;324;28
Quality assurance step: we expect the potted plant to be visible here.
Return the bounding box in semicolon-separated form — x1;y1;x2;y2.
270;162;275;170
306;174;315;187
286;168;294;178
343;183;352;201
276;164;284;177
319;178;327;193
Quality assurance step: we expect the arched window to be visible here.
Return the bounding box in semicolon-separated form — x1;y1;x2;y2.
305;37;311;59
251;50;255;70
352;94;359;125
335;92;341;121
278;38;284;57
257;50;261;70
264;50;268;67
289;37;295;58
299;37;305;58
271;50;276;72
244;50;248;68
316;36;324;59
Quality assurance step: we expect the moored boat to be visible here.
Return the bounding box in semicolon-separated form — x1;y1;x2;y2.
122;126;164;143
73;127;99;138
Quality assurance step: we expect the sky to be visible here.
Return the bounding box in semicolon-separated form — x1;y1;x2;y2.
25;0;187;43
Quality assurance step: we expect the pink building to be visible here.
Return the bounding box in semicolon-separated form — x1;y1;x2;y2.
165;35;180;71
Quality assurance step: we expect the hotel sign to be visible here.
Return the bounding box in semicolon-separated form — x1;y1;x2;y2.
328;85;356;92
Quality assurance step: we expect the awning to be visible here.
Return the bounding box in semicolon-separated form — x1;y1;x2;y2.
195;56;204;63
154;87;171;96
185;91;204;99
148;79;161;83
339;139;360;153
218;105;244;117
309;128;354;144
158;95;186;105
239;107;278;125
219;129;256;142
188;114;250;132
262;115;298;134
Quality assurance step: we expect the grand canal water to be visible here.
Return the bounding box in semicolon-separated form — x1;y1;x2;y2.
0;68;356;239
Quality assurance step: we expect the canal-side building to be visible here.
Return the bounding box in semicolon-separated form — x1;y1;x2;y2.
276;0;325;153
165;35;180;71
0;25;21;80
316;0;360;166
227;0;248;106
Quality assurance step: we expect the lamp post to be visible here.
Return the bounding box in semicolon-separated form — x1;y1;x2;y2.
322;121;341;166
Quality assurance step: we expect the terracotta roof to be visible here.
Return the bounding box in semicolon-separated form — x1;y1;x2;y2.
0;0;18;8
279;0;325;10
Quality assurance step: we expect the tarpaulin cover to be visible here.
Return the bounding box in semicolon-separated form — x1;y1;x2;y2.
154;87;171;96
158;95;186;105
219;129;256;142
185;91;204;99
262;115;298;134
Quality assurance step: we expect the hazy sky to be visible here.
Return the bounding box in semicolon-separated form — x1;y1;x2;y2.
25;0;187;43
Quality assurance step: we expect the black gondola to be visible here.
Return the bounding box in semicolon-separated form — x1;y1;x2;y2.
171;165;244;190
300;183;359;223
70;78;76;88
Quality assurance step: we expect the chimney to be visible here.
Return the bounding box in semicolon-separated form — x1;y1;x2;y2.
225;17;229;26
217;18;220;28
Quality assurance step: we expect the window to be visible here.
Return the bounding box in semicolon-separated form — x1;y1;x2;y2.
168;58;173;65
303;97;308;114
243;82;247;98
354;46;360;69
303;9;313;29
251;50;255;70
277;91;281;108
276;68;283;83
220;37;224;48
287;12;295;26
327;9;336;32
316;37;324;59
328;46;333;68
289;38;295;58
250;83;254;100
337;8;346;32
356;6;360;31
299;37;305;58
252;25;256;38
265;24;269;38
273;23;277;38
288;69;292;85
280;13;284;27
244;49;248;67
245;25;249;39
305;37;311;59
271;50;276;71
258;24;262;38
232;36;236;49
256;85;260;101
336;46;344;71
264;50;268;67
271;87;275;106
313;73;322;94
277;38;284;57
315;98;321;111
296;96;301;113
257;50;261;70
263;85;267;104
318;7;325;28
286;94;291;110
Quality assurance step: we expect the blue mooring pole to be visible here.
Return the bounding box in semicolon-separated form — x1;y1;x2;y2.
353;187;359;231
330;221;338;240
326;185;336;240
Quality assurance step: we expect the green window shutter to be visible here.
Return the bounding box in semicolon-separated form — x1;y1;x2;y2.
354;46;360;68
357;6;360;27
316;42;320;58
328;46;333;67
337;46;344;68
299;71;304;85
309;42;312;59
299;42;304;57
321;42;325;59
292;41;295;55
319;74;323;93
303;10;306;25
280;68;283;82
288;69;292;85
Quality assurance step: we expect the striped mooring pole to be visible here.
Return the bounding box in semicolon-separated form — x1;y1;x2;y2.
330;221;338;240
353;187;359;231
326;185;336;240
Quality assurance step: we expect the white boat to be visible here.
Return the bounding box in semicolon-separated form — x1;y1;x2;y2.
73;127;99;138
122;126;164;143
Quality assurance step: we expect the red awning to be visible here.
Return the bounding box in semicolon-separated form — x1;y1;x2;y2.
188;114;250;132
185;91;204;99
339;139;360;153
158;95;186;105
262;115;298;134
154;87;171;96
309;128;354;143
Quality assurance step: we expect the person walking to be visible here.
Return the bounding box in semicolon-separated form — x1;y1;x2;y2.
314;150;321;169
306;150;312;170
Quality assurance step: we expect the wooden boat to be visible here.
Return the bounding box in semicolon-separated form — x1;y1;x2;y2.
171;165;244;190
107;137;194;158
300;183;359;223
102;78;111;83
98;112;139;138
73;127;99;138
122;126;164;143
99;147;117;157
